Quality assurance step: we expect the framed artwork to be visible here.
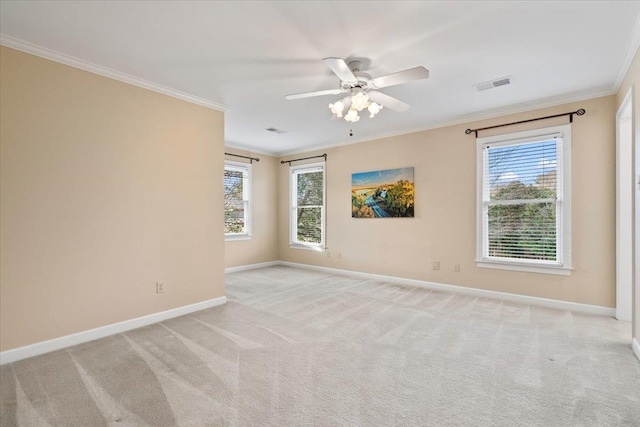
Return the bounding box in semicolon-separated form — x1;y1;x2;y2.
352;167;414;218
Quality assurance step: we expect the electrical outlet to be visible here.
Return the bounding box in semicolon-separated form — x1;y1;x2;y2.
337;252;342;259
431;260;440;270
156;282;165;293
454;264;461;272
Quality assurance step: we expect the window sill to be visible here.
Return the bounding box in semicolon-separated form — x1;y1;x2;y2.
225;234;252;242
289;243;326;252
476;259;572;276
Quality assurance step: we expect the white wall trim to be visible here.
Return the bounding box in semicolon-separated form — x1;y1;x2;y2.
271;88;614;157
633;338;640;363
1;259;621;364
0;34;227;112
225;261;280;274
277;261;616;317
1;35;617;158
613;13;640;91
0;296;227;365
225;143;276;158
616;88;634;322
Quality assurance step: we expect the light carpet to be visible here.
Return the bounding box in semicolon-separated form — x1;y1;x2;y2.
1;266;639;426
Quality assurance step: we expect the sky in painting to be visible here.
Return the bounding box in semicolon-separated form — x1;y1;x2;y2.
352;167;414;187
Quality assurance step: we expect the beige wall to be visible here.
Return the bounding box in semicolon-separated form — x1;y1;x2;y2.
1;42;629;352
279;96;616;308
224;148;279;268
616;46;640;340
0;47;225;352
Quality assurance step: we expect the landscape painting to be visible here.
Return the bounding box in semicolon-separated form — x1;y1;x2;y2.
352;167;415;218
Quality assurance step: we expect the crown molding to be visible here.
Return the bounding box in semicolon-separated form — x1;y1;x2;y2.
0;34;228;112
2;26;630;158
224;142;278;157
613;13;640;92
273;87;615;157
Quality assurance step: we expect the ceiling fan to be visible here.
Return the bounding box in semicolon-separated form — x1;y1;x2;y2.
285;58;429;122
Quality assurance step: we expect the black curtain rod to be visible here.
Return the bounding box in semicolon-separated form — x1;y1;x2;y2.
225;152;260;163
465;108;586;137
280;153;327;165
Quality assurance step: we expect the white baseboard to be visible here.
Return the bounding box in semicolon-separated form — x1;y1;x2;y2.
0;296;227;365
225;261;280;274
633;338;640;363
278;261;616;317
1;260;620;365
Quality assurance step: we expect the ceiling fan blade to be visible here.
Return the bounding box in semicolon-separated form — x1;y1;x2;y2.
370;66;429;89
323;57;358;84
285;88;346;100
368;91;410;113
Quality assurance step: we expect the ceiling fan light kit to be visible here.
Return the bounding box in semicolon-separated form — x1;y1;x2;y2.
329;90;384;122
285;57;429;124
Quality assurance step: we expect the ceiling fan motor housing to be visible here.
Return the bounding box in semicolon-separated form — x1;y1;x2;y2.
341;60;373;91
341;75;371;91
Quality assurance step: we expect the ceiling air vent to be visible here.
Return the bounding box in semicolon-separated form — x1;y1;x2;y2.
474;76;512;91
266;127;287;134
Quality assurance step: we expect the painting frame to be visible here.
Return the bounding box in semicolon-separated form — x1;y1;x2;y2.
351;167;415;218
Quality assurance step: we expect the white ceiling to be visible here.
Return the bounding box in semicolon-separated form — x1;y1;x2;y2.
2;1;640;155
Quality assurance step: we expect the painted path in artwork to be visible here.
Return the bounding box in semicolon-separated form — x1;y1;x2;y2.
365;195;390;218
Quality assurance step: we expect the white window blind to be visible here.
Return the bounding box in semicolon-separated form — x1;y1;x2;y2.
290;163;325;248
224;162;251;236
477;124;571;275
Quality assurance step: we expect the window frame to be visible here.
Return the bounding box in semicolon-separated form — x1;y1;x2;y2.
224;160;252;241
289;161;326;251
475;124;572;275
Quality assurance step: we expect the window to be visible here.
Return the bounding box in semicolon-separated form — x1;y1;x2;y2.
290;162;325;250
224;161;251;239
476;124;571;275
